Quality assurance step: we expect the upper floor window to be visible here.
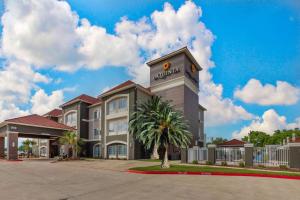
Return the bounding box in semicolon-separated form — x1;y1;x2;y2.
108;97;128;115
94;110;100;120
93;128;101;139
108;118;128;136
65;111;77;128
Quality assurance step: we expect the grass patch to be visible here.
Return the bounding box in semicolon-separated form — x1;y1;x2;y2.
130;165;300;177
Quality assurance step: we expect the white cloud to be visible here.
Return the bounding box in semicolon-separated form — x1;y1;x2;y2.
234;79;300;105
0;0;253;126
30;89;64;115
0;62;50;104
233;109;300;139
101;86;111;93
0;101;29;122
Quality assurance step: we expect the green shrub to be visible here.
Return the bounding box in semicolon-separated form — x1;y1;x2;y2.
192;160;198;164
279;165;288;170
221;161;228;166
239;162;245;168
206;161;213;165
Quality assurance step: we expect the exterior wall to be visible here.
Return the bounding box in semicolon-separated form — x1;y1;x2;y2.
149;52;201;159
199;109;205;144
62;102;90;139
62;103;79;129
102;89;133;159
7;124;66;137
184;85;199;145
101;87;151;160
79;102;90;139
150;53;186;86
8;132;18;160
88;105;102;140
154;85;185;112
0;137;4;158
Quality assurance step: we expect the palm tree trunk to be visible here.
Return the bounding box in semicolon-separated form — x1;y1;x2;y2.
151;143;159;159
161;145;170;168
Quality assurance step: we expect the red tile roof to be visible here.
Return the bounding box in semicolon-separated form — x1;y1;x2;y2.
61;94;99;107
289;137;300;143
99;80;152;97
43;109;62;117
101;80;135;96
218;139;246;147
5;114;74;130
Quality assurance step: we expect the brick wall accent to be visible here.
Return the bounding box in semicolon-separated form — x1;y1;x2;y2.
8;133;18;160
0;137;4;158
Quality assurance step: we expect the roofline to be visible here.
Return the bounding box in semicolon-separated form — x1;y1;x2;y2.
98;83;152;98
98;84;135;98
0;121;75;131
88;102;102;108
146;47;202;71
60;98;95;108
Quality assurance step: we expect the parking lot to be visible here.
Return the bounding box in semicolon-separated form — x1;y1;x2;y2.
0;159;300;200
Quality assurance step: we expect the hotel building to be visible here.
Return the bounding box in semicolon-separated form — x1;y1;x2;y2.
0;47;206;161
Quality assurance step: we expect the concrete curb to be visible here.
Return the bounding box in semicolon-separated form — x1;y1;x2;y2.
127;170;300;180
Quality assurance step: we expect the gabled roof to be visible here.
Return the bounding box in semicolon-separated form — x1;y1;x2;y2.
3;114;74;131
99;80;152;98
146;46;202;71
218;139;246;147
43;109;62;117
61;94;99;107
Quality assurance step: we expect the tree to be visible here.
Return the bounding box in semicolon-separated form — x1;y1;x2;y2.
59;131;83;159
129;96;192;168
22;139;37;158
243;131;270;147
208;137;228;145
129;96;163;159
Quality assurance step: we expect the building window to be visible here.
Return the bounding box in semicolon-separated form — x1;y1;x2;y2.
108;118;128;136
108;97;128;115
117;144;127;157
93;128;101;140
107;144;127;159
108;145;116;158
65;111;77;128
94;110;100;120
93;144;101;158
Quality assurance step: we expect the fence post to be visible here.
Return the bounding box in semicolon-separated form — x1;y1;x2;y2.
207;144;216;164
288;143;300;169
244;143;254;167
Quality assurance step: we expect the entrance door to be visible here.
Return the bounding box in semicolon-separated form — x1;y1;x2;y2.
107;143;127;159
93;144;101;158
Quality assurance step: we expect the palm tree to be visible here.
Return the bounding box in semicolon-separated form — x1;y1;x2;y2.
129;96;192;168
59;131;83;159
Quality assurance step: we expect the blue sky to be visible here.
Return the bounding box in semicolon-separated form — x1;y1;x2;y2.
0;0;299;140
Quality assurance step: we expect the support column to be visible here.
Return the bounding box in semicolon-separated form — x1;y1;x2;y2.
181;148;188;163
0;137;4;159
207;144;216;164
289;143;300;169
244;143;254;167
7;132;18;160
46;139;50;159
